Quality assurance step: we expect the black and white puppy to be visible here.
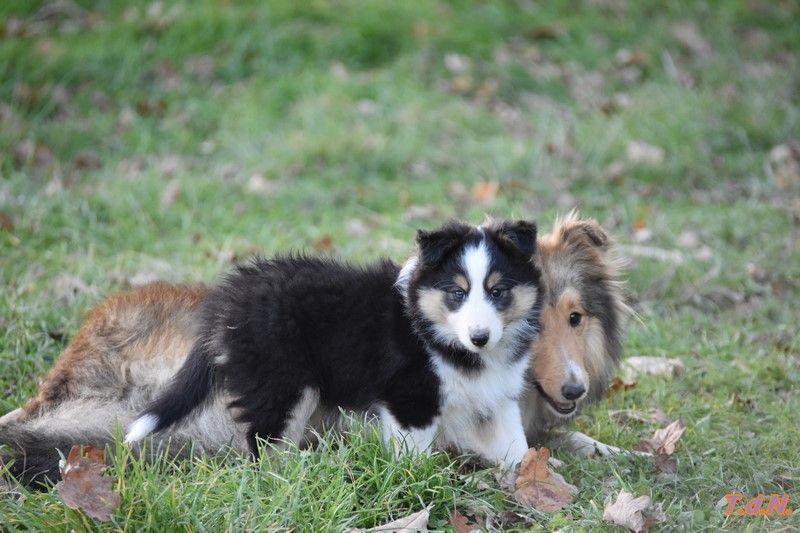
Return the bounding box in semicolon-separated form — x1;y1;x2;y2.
125;220;541;467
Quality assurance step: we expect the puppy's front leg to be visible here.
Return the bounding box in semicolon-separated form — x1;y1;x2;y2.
469;400;529;467
378;406;438;458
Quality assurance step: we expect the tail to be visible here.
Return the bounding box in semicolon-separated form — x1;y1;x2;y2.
0;400;126;487
125;342;216;443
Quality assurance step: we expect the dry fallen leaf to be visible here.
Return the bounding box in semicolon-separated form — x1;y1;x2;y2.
246;173;280;196
485;510;534;530
603;490;666;532
617;244;686;265
769;141;800;190
13;138;55;170
313;235;334;252
671;21;712;59
0;212;14;231
72;150;102;170
471;181;499;204
609;408;672;426
528;24;565;40
345;218;370;237
615;48;650;68
623;356;685;380
160;179;181;209
57;445;120;522
402;204;437;222
350;507;430;532
606;376;638;397
449;510;481;533
444;52;471;74
676;230;699;249
513;447;577;512
626;140;665;166
639;420;686;456
53;273;97;304
652;453;677;475
448;75;473;93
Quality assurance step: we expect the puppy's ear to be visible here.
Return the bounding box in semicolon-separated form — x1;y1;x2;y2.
416;223;469;266
496;219;537;258
560;218;609;250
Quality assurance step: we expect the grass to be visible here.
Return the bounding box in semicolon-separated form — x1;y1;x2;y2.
1;0;798;530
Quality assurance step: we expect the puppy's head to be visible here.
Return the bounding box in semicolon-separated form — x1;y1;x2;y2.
530;213;628;418
405;219;541;356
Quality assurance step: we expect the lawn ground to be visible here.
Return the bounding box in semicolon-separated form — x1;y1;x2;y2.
1;0;798;530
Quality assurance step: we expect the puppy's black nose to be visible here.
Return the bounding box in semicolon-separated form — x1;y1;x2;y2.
469;330;490;347
561;383;586;400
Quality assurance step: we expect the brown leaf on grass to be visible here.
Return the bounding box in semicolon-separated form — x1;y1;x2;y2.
623;356;685;379
615;48;650;68
652;453;677;474
769;141;800;190
617;244;685;265
72;150;102;170
350;507;430;532
13;139;55;169
448;75;473;93
513;447;577;512
135;97;166;117
158;154;182;178
160;179;181;209
57;445;119;522
485;510;534;530
626;140;665;166
471;181;499;204
609;408;672;426
671;21;713;59
603;490;666;532
402;204;438;222
0;212;14;231
345;218;370;237
728;392;755;411
444;52;472;74
638;420;686;456
449;510;481;533
245;173;280;196
606;376;638;397
184;55;215;81
676;230;699;249
53;273;97;304
527;24;565;40
313;235;334;252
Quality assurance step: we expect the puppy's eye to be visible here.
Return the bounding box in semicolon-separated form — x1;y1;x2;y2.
451;289;466;301
489;287;506;299
568;312;582;327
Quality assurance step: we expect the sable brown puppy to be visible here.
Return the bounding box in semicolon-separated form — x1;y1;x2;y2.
520;213;631;452
0;283;249;485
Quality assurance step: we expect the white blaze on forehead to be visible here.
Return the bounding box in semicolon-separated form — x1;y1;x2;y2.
461;241;490;290
450;238;503;352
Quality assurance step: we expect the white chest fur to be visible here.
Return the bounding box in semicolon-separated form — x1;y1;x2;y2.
433;352;529;464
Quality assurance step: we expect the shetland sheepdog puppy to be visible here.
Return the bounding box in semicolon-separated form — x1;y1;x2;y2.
520;213;631;455
123;220;541;468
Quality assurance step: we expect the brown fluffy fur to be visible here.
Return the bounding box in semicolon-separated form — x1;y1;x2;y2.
521;212;630;444
16;283;206;422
